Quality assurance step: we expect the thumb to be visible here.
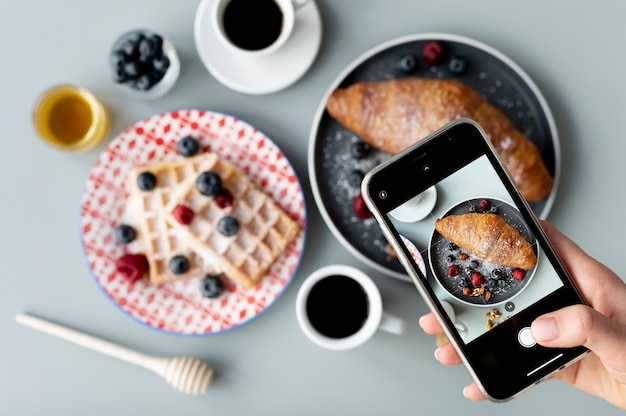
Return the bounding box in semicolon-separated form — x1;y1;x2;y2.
531;305;626;362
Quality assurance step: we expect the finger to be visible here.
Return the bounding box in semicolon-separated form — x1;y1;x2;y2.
419;313;443;335
463;383;487;401
532;304;626;367
434;343;463;366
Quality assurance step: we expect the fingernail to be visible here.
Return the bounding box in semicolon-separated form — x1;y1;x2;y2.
434;346;444;361
418;315;427;329
531;317;560;342
462;386;471;399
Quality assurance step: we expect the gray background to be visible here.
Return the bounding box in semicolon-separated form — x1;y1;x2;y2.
1;0;624;415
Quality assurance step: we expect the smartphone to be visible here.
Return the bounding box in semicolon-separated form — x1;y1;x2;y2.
361;118;588;402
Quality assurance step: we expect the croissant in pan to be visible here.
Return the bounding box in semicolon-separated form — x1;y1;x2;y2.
326;78;553;202
434;213;537;270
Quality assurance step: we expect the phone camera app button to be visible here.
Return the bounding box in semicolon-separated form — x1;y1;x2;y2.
505;302;515;312
518;327;536;348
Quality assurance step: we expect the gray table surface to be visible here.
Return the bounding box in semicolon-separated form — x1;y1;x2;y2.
2;0;624;415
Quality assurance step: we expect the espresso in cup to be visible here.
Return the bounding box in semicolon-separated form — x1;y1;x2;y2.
223;0;283;51
296;265;405;350
213;0;296;56
306;275;369;339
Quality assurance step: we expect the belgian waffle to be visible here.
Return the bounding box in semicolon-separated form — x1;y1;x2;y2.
126;158;211;284
163;152;300;289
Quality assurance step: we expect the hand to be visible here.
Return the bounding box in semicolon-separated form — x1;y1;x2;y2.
419;221;626;408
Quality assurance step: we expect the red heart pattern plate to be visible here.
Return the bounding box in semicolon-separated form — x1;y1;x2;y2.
80;109;306;335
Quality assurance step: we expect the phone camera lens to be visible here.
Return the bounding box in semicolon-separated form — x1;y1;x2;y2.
379;191;388;199
422;165;431;173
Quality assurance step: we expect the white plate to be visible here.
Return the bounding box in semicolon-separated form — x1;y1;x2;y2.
390;186;437;223
194;0;322;95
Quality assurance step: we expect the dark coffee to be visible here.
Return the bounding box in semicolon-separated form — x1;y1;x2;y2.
223;0;284;51
306;275;369;339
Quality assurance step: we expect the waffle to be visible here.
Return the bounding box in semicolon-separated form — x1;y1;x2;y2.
126;158;211;284
163;152;300;289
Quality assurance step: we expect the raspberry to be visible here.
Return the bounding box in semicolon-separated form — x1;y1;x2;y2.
471;272;483;286
479;199;490;211
447;264;460;277
115;254;148;283
173;204;194;225
512;268;525;281
215;188;233;208
422;41;444;66
353;194;372;219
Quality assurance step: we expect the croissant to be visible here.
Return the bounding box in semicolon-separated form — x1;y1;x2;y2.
326;78;553;202
434;213;537;270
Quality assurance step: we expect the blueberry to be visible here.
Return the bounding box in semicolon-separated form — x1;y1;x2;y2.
350;141;371;159
468;204;477;213
217;216;239;236
448;242;458;251
347;169;364;187
120;39;138;57
138;36;159;60
112;66;128;83
398;53;417;72
492;269;504;278
111;50;127;67
137;172;157;191
470;260;480;268
133;74;153;90
149;34;163;51
200;275;225;298
114;224;136;244
124;61;141;78
446;254;456;263
169;255;190;275
449;57;467;74
152;54;170;73
196;171;222;196
149;70;165;85
177;136;200;157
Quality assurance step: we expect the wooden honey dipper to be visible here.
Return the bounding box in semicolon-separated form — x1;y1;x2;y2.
16;312;213;395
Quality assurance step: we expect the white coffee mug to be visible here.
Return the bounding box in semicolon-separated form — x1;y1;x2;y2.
440;300;469;338
295;264;406;351
212;0;307;57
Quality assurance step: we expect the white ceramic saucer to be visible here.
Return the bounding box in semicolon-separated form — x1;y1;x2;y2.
194;0;322;95
389;186;437;223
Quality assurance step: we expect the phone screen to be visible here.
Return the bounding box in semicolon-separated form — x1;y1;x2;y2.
389;153;564;344
363;120;587;401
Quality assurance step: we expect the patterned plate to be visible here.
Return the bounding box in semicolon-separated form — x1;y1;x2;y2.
399;234;427;278
80;109;306;335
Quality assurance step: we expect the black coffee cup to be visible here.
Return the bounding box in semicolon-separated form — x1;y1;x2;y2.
295;265;405;350
212;0;297;56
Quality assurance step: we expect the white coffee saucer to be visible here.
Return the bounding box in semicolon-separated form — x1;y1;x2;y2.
389;186;437;223
194;0;322;95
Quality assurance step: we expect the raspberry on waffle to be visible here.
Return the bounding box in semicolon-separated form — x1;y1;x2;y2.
163;153;300;289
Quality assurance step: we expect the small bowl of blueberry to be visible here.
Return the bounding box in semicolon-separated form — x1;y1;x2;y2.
110;29;180;100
